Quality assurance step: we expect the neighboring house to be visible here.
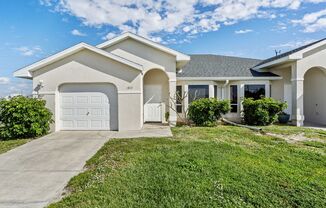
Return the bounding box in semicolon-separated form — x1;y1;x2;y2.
14;33;326;131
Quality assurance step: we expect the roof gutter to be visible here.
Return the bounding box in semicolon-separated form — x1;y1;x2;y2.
177;76;282;81
223;80;229;87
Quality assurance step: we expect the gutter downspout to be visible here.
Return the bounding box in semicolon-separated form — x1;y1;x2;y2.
221;80;229;100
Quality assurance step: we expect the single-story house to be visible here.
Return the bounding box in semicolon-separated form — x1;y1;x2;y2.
14;33;326;131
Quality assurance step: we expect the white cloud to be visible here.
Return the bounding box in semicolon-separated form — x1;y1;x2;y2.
39;0;52;6
270;39;317;49
0;77;10;85
235;29;253;34
292;9;326;32
14;46;42;57
102;32;118;40
71;29;87;36
0;79;32;98
40;0;326;41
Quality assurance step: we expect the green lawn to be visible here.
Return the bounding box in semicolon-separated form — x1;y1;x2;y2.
49;126;326;208
0;139;31;154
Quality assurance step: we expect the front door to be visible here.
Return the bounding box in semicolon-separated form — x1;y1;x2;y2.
144;103;162;122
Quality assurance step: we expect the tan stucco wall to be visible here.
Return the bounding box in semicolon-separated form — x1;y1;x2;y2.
103;38;177;74
297;45;326;78
269;66;292;114
304;68;326;125
33;49;143;131
265;45;326;126
103;38;178;124
269;67;291;101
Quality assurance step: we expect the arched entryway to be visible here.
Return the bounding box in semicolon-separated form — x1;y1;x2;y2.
143;69;169;123
304;67;326;125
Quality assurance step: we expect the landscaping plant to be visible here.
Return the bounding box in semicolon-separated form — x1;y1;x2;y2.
243;97;287;126
188;98;230;126
0;96;53;140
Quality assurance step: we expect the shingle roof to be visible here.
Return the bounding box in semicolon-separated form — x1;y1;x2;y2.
178;54;278;78
255;38;326;67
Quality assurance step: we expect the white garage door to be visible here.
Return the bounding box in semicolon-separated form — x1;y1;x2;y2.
60;91;110;130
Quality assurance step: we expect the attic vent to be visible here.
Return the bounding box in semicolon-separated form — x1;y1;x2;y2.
274;50;282;56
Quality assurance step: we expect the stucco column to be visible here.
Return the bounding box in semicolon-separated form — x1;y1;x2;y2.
184;85;189;113
221;87;225;99
265;83;270;98
209;84;214;98
169;79;177;126
291;63;305;126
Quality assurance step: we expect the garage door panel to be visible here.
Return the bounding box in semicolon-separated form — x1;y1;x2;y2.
90;108;104;116
76;96;89;104
62;96;74;104
77;108;88;116
61;108;74;116
90;120;104;128
90;96;103;104
62;120;74;128
76;120;88;128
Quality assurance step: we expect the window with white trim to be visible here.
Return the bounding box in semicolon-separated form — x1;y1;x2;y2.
214;85;218;99
230;85;238;113
244;84;266;100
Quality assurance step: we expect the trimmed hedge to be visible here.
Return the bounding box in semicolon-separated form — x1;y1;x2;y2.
243;97;287;126
0;96;53;140
188;98;230;126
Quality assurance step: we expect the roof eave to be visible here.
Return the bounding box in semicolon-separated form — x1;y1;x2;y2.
253;56;294;70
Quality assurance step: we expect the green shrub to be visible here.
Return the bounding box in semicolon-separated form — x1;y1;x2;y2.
243;97;287;126
188;98;230;126
0;96;53;140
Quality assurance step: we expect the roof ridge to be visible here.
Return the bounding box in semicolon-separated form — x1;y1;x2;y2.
189;54;261;61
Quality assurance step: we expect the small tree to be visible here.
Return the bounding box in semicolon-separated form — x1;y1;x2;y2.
169;90;190;125
188;98;231;126
242;97;287;126
0;96;53;139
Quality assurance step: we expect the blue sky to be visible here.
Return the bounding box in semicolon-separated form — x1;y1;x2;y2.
1;0;326;97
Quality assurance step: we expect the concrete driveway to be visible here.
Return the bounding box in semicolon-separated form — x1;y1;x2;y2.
0;132;110;208
0;125;172;208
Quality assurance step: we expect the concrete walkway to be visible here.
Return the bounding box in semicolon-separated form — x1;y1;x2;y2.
304;122;326;131
0;125;172;208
